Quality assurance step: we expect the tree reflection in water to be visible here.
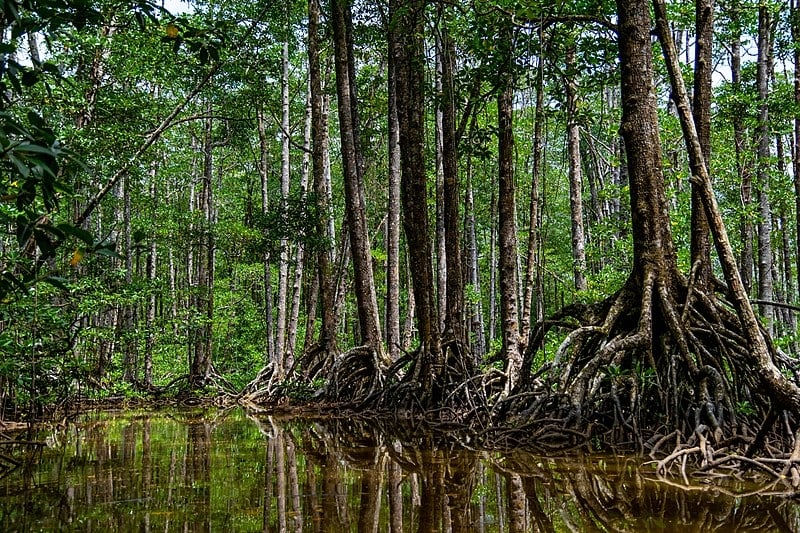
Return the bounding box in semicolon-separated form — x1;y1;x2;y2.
0;409;797;531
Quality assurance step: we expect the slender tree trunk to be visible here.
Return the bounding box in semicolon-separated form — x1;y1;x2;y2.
286;88;313;367
309;0;337;360
386;36;402;362
440;21;464;342
521;43;545;342
497;22;522;394
729;17;754;294
390;0;442;399
488;185;498;348
793;0;800;307
331;0;383;355
690;0;714;286
189;108;215;385
257;107;276;366
465;157;486;360
121;170;135;383
276;35;292;377
144;171;157;388
565;45;587;292
755;5;774;332
435;36;447;334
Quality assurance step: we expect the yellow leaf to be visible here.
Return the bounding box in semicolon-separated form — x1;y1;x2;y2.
70;249;84;267
166;24;179;39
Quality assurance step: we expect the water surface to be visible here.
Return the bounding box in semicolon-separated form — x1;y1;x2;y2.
0;408;797;531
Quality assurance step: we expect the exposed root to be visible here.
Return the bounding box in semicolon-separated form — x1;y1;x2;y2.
497;263;800;483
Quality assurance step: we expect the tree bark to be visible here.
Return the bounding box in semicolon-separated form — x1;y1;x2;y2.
755;5;774;332
189;107;215;386
497;21;522;394
565;45;588;292
521;40;545;342
690;0;713;287
275;34;292;376
286;86;313;366
309;0;337;359
728;13;754;294
793;0;800;307
257;106;276;366
390;0;442;398
331;0;384;354
386;32;402;362
440;22;464;341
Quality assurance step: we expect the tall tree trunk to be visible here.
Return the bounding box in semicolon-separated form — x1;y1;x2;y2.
144;170;157;388
390;0;442;400
189;108;215;386
309;0;337;360
690;0;714;287
465;162;486;360
435;36;447;334
565;45;587;292
755;4;774;332
121;170;135;383
440;22;464;342
275;35;292;377
257;107;276;366
521;40;545;342
793;0;800;307
729;13;753;294
497;21;522;394
331;0;383;355
286;87;313;367
386;33;402;362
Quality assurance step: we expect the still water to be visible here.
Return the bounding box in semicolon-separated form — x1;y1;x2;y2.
0;408;797;532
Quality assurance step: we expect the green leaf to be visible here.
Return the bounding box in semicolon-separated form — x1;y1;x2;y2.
56;223;95;246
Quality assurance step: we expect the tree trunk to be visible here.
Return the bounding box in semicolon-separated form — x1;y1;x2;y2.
386;32;402;362
390;0;442;399
755;4;774;333
729;17;754;294
565;45;588;292
189;109;215;386
440;21;464;342
275;35;292;377
435;35;447;335
144;171;157;388
793;0;800;308
465;158;486;360
309;0;337;360
331;0;383;355
497;21;522;394
286;87;313;367
121;169;135;383
690;0;713;287
521;40;545;341
257;106;276;367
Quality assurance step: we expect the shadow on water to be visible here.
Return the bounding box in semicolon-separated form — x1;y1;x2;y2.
0;408;797;531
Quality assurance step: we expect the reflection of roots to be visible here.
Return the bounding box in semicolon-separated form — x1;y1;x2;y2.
503;266;799;477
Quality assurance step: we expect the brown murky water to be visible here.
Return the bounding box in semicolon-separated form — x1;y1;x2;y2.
0;408;797;531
